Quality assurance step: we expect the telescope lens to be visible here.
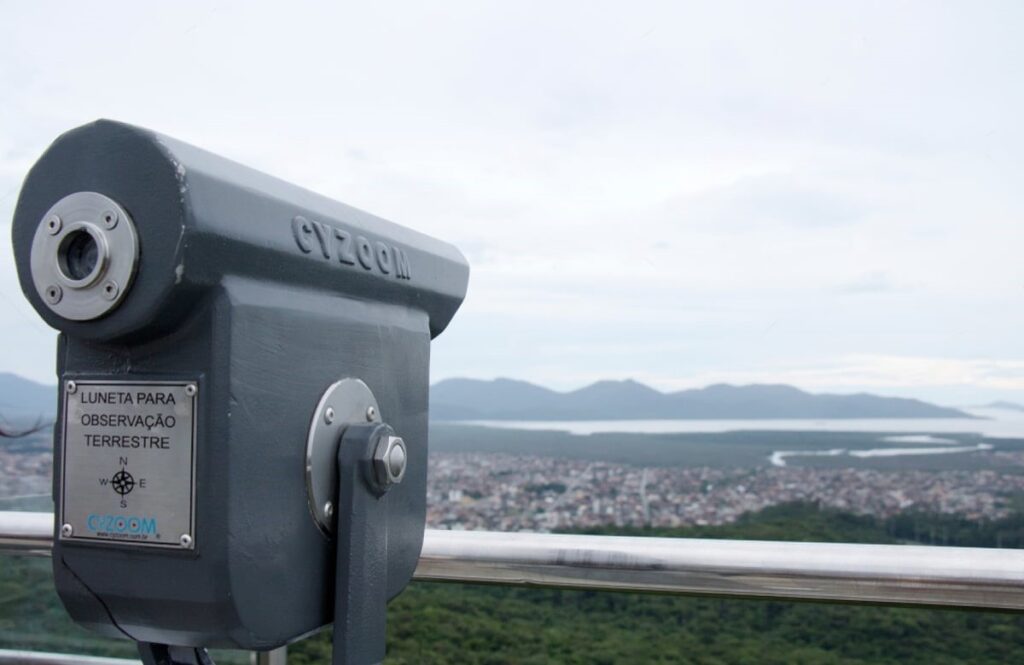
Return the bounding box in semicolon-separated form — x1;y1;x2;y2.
58;229;100;282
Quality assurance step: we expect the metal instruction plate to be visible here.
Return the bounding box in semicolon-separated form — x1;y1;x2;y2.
60;380;197;549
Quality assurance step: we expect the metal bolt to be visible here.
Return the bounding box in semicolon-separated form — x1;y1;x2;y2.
101;210;118;229
324;407;336;425
185;384;197;397
46;215;62;235
66;380;77;394
179;534;193;548
101;281;119;301
324;501;334;520
60;523;73;537
366;405;377;421
388;441;407;478
44;284;63;304
372;434;407;491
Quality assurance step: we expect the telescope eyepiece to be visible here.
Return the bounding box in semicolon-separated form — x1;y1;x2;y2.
58;226;101;282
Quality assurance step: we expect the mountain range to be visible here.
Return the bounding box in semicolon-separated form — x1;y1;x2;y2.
977;401;1024;413
0;373;57;422
0;372;976;422
431;378;976;421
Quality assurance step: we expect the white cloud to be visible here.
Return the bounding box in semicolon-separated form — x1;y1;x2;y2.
650;355;1024;393
669;173;869;230
1;1;1023;404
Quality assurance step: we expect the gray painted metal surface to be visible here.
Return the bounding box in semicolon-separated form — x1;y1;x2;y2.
10;121;469;651
5;511;1024;611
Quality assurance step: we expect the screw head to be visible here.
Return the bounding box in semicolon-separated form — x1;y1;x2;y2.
366;405;377;421
66;380;77;394
324;501;334;520
185;384;197;397
179;534;193;548
46;215;62;235
100;281;119;301
324;407;336;425
101;210;118;229
44;284;63;304
60;523;73;537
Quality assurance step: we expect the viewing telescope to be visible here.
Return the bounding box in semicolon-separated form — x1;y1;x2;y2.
10;120;469;665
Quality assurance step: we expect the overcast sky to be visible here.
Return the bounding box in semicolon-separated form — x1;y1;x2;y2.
2;2;1022;404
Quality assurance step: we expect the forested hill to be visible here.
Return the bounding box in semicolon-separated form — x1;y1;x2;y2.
295;502;1024;664
431;378;975;420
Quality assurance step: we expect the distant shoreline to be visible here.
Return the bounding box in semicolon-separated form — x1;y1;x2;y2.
434;410;1023;439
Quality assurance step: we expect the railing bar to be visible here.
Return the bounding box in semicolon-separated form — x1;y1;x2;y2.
414;529;1024;611
3;512;1023;611
0;649;139;665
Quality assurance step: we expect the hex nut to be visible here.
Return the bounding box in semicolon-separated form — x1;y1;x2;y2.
372;434;407;489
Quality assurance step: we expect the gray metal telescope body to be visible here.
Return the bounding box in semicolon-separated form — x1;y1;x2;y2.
10;120;469;650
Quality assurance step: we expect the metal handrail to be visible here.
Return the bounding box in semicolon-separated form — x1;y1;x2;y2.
0;650;137;665
0;649;286;665
0;511;53;555
3;511;1023;611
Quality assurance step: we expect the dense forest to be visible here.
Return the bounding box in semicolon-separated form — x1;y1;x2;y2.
3;503;1024;664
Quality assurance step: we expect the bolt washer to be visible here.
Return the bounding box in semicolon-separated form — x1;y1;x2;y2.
304;378;382;535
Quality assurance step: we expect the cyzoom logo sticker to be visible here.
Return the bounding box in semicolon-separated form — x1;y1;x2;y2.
292;215;412;280
86;514;157;536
